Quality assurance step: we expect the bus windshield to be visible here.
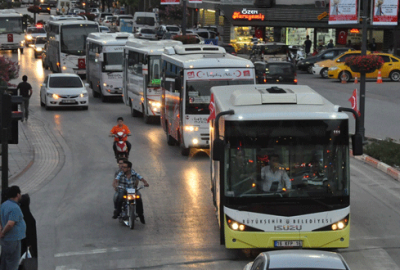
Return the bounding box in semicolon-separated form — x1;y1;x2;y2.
224;120;349;201
148;56;161;87
103;52;123;72
186;80;253;114
136;17;155;26
0;18;23;34
61;24;98;55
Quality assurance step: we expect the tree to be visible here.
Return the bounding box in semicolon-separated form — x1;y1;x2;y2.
0;56;19;87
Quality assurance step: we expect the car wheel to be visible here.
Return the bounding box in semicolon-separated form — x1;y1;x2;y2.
320;68;328;79
389;70;400;81
339;71;351;82
40;92;45;107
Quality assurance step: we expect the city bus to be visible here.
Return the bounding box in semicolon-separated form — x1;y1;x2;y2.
45;16;99;74
209;84;363;249
86;32;133;102
0;9;27;54
123;39;182;123
161;44;255;156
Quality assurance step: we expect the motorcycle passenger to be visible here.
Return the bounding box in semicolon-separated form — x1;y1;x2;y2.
112;160;149;224
115;157;127;178
109;117;132;158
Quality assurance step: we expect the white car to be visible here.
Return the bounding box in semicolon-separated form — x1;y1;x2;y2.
33;36;46;59
243;250;350;270
312;63;327;78
40;74;89;110
135;28;157;40
102;15;114;27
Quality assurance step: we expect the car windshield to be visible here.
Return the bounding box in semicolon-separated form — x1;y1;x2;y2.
35;38;46;44
49;77;83;88
103;52;123;72
166;26;179;32
27;28;46;34
266;64;295;75
136;16;155;26
224;120;349;200
186;79;254;114
61;24;98;55
141;29;155;34
0;18;24;34
196;32;208;39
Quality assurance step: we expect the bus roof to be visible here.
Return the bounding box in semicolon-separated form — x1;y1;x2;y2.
87;32;133;45
49;15;87;21
162;45;254;69
211;84;348;121
48;20;98;26
125;39;182;55
0;9;23;18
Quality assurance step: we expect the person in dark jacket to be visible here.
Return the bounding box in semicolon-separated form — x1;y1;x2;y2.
19;194;38;260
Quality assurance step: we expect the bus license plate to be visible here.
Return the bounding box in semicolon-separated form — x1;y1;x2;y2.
274;240;302;247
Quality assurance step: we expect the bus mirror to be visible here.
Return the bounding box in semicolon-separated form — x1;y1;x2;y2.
212;139;224;161
352;133;363;156
175;77;181;91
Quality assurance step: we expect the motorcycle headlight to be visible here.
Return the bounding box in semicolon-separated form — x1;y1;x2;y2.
329;66;338;71
35;47;42;52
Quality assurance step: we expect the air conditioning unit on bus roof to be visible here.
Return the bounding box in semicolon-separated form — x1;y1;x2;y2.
315;0;328;8
167;44;226;55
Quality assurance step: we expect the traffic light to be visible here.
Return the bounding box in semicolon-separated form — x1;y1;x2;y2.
0;91;23;144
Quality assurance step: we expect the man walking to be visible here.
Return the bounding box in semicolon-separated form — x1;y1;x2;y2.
16;75;32;122
304;35;312;55
0;186;26;270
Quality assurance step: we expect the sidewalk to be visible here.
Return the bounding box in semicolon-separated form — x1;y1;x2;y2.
0;121;34;184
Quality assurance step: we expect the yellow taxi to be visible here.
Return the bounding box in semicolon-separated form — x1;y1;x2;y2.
327;51;400;82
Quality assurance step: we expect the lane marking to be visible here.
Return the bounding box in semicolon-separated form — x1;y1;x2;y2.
54;246;134;258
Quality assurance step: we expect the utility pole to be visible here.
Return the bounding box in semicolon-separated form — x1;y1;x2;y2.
182;0;186;35
359;0;368;140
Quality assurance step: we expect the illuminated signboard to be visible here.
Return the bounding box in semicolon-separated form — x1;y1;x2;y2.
151;79;161;85
232;8;265;21
349;28;360;33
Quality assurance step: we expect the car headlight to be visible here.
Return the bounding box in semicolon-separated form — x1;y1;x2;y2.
35;47;42;52
184;125;199;132
80;92;88;98
47;93;59;99
329;66;338;71
26;35;32;40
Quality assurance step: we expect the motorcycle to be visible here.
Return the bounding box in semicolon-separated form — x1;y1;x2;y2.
111;131;131;160
117;186;143;229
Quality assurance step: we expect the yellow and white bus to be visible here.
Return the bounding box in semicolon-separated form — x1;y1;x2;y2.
161;44;255;156
209;84;363;249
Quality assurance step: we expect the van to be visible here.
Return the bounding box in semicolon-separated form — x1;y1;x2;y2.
133;12;158;32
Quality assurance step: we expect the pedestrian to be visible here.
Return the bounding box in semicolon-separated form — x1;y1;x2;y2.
19;194;38;261
0;186;26;270
16;75;32;122
304;35;312;55
369;38;377;51
327;39;334;48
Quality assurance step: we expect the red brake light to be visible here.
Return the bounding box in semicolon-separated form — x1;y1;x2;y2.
294;78;298;84
36;24;43;28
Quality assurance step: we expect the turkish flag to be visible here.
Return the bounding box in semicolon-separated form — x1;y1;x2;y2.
348;89;361;117
207;93;215;123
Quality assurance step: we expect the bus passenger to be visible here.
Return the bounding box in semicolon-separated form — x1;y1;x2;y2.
259;154;291;192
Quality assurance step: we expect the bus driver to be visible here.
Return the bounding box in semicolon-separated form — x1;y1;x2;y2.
259;154;291;192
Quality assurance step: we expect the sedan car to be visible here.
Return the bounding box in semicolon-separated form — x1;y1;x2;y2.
39;4;51;14
297;48;351;73
255;61;297;84
99;26;110;33
24;26;46;47
40;74;89;110
32;36;46;59
135;28;157;40
243;250;350;270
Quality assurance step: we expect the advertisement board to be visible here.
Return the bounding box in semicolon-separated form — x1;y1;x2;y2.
329;0;358;24
160;0;180;5
372;0;399;25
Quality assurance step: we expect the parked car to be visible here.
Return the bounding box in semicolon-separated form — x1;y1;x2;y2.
243;250;350;270
221;44;236;56
39;4;51;14
328;51;400;82
254;61;297;84
32;36;46;58
24;26;46;47
102;15;114;27
135;28;157;40
297;48;351;73
156;25;180;39
99;26;110;33
40;74;89;110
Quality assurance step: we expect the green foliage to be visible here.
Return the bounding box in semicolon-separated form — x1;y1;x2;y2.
23;14;34;25
364;138;400;168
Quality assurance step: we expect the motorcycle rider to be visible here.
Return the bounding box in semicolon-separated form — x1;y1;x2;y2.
112;160;149;224
109;117;132;158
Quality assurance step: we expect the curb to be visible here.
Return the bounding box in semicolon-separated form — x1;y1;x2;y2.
351;151;400;181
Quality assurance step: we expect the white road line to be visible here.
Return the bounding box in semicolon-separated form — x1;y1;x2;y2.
55;267;80;270
54;246;134;258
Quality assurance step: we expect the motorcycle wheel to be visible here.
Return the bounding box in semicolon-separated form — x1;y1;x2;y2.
128;204;135;230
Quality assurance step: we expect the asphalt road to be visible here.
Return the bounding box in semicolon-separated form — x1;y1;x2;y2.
3;25;400;269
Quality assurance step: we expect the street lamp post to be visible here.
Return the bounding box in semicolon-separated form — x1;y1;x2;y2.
359;0;368;140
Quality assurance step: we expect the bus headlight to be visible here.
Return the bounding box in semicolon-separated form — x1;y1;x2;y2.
62;66;67;70
184;126;199;132
227;218;246;231
331;217;348;231
149;101;161;108
192;138;199;144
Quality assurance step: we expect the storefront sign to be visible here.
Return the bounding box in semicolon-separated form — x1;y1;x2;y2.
349;28;360;33
372;0;399;25
232;8;265;21
329;0;358;24
318;11;328;20
160;0;180;5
